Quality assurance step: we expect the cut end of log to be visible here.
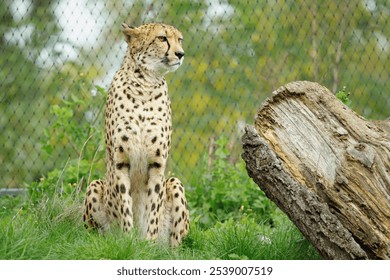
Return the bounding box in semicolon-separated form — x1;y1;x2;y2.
242;81;390;259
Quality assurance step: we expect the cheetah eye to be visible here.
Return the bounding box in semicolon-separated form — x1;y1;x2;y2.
178;38;183;44
157;36;167;42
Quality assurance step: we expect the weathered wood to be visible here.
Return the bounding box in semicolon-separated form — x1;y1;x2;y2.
242;81;390;259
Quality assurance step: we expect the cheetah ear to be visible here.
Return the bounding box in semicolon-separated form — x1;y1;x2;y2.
122;23;140;42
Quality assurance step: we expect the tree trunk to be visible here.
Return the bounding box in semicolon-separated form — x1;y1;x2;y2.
241;81;390;259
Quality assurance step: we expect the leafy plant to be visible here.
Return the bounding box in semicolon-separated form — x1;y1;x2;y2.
42;85;106;158
28;86;107;203
335;86;351;106
27;158;101;205
188;135;277;228
0;194;25;217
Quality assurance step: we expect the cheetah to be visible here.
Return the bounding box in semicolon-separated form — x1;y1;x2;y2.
83;23;189;247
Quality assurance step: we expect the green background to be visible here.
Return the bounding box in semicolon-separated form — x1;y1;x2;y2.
1;0;389;189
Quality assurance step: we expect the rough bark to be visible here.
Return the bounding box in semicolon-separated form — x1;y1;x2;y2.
242;81;390;259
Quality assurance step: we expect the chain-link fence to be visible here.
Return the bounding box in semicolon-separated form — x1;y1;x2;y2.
1;0;389;189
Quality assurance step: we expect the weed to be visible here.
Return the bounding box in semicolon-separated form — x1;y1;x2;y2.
335;86;351;106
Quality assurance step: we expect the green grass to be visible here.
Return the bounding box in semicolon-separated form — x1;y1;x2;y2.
0;194;321;260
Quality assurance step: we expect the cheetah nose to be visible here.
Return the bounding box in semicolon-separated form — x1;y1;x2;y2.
175;51;184;59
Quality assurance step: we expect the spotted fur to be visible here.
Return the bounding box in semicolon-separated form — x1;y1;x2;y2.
83;23;189;246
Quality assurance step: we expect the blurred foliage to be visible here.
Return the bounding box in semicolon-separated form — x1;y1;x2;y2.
187;135;277;228
27;86;106;204
335;86;352;106
0;0;389;188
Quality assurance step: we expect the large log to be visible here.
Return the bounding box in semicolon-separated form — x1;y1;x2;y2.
241;81;390;259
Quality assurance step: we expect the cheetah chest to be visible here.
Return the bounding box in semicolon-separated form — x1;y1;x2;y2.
105;78;172;180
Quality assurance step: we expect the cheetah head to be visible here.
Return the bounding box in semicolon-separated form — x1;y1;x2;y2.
122;23;184;76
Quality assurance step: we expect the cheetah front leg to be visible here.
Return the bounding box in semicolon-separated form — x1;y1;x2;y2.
165;177;190;247
145;164;166;241
110;143;134;232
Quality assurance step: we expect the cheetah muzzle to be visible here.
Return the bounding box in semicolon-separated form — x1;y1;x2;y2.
83;23;189;247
